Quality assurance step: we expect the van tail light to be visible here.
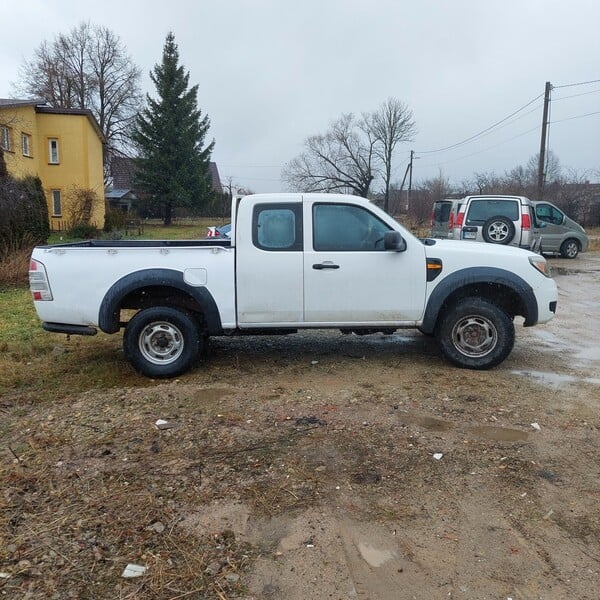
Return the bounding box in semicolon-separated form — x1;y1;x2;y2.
455;212;464;227
448;212;455;229
29;259;53;301
522;213;531;230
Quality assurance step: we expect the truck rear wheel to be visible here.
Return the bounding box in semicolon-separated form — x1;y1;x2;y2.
436;298;514;369
124;306;203;378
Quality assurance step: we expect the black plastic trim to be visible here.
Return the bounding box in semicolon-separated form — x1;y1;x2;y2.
43;322;97;336
98;269;223;335
420;267;538;334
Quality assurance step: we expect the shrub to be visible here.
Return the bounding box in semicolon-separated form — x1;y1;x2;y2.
65;187;99;228
0;175;50;262
103;207;127;232
68;222;99;239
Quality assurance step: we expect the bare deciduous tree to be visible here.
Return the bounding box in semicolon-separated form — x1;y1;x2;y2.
367;98;416;212
284;99;415;204
16;22;142;168
283;113;376;197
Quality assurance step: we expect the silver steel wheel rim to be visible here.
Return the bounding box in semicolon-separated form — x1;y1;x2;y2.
452;315;497;357
139;321;184;365
565;242;577;257
488;221;509;242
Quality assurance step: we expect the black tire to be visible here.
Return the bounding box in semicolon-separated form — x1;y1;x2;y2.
123;306;203;378
436;298;515;369
560;238;579;259
482;216;516;245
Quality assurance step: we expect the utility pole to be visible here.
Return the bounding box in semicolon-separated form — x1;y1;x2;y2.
537;81;552;200
407;150;415;212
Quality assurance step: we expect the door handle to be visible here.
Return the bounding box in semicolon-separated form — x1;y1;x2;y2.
313;263;340;270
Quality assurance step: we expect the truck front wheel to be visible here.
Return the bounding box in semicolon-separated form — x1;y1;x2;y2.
436;298;514;369
124;306;203;378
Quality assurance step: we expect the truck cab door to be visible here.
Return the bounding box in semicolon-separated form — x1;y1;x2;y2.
303;201;426;324
236;201;304;325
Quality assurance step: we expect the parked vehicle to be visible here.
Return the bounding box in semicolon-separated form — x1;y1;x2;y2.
452;195;537;249
430;198;462;239
206;223;231;238
532;200;589;259
29;193;557;377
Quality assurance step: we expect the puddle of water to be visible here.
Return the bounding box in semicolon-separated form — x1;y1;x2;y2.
400;413;529;442
399;415;454;432
469;426;529;442
512;370;600;388
357;542;396;567
551;267;580;276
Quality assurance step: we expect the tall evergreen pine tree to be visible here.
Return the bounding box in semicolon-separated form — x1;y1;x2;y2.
132;33;214;224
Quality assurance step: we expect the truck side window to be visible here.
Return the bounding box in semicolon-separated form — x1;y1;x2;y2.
252;203;303;251
313;203;391;251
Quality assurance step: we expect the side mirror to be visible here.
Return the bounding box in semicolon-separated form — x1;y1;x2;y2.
384;231;407;252
537;220;547;228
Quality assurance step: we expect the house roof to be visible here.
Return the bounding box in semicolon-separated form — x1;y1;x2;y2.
105;188;137;199
210;162;223;194
0;99;104;143
0;98;46;109
111;156;223;194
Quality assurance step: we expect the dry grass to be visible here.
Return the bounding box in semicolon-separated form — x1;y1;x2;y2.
587;227;600;251
0;395;256;598
0;246;31;287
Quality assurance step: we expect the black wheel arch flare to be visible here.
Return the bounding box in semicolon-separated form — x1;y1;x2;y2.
98;268;223;335
420;267;538;334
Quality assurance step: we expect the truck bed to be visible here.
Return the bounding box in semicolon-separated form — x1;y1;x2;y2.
37;239;232;249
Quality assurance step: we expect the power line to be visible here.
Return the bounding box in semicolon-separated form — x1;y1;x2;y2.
553;78;600;89
418;125;540;169
416;92;544;155
550;110;600;124
552;87;600;101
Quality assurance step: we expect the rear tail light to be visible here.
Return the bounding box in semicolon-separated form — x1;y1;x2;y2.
448;212;455;229
29;259;53;301
455;212;464;227
522;213;531;230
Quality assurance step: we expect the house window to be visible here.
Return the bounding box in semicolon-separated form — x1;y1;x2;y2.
22;133;32;157
48;138;60;164
51;190;62;217
1;125;12;151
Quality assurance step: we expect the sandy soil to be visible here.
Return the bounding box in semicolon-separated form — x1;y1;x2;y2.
2;253;599;599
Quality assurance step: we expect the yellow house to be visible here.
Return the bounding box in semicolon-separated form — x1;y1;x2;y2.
0;99;105;231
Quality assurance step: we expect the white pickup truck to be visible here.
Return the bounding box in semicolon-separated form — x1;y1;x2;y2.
29;193;558;377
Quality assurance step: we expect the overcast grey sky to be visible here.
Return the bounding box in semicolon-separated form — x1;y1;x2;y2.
1;0;599;193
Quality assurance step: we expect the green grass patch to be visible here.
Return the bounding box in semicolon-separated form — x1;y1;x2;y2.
46;217;228;244
0;287;149;399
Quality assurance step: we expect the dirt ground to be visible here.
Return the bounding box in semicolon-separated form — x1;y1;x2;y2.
2;252;599;599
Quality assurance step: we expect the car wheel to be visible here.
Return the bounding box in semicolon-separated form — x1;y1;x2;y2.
436;298;515;369
482;216;516;245
123;306;204;378
560;238;579;259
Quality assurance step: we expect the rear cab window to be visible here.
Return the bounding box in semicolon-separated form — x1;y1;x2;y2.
252;203;303;251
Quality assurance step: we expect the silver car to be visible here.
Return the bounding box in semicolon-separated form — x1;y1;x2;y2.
452;195;537;250
532;201;589;259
